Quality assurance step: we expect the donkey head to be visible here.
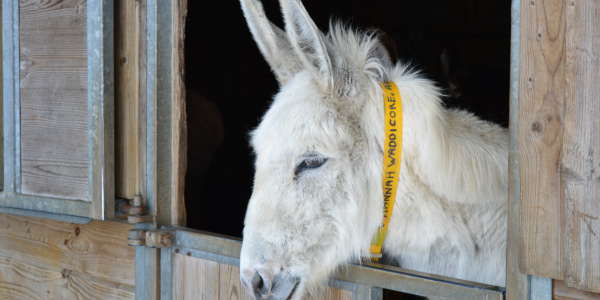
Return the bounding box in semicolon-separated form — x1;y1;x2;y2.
239;0;392;298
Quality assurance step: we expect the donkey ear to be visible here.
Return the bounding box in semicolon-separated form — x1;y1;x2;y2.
368;27;398;73
240;0;302;85
279;0;334;89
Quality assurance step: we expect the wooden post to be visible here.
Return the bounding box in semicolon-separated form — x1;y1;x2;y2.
518;0;566;280
171;0;188;227
115;0;142;200
562;0;600;292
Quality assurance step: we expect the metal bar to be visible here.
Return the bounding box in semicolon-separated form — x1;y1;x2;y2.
145;0;158;222
339;263;504;300
506;0;530;299
328;278;359;293
135;223;159;300
12;0;21;194
0;207;91;224
530;276;552;300
155;0;175;227
355;285;383;300
160;227;505;299
88;0;115;219
172;247;241;267
101;0;115;220
0;189;93;216
160;247;174;300
135;1;160;299
171;228;242;258
2;0;17;194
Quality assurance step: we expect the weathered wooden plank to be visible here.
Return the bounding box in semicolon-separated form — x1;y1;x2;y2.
172;0;188;226
0;257;134;300
518;0;566;279
0;213;135;289
554;280;600;300
173;254;219;300
219;263;253;300
562;0;600;292
115;0;141;199
19;0;89;200
19;0;86;32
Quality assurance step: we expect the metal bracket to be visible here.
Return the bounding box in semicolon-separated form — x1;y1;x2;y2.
117;195;156;224
122;195;161;247
127;229;173;248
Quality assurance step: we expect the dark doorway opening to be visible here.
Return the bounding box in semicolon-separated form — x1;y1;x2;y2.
184;0;510;238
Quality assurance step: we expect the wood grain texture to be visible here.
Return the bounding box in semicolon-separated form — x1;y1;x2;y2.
314;286;354;300
554;280;600;300
562;0;600;292
172;0;188;226
218;263;254;300
115;0;141;200
0;257;134;300
518;0;566;279
172;254;352;300
19;0;89;200
0;213;135;291
173;254;220;300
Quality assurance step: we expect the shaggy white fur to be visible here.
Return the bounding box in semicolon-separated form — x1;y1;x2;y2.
239;0;508;298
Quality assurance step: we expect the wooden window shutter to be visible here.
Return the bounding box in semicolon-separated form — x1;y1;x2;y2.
0;0;114;221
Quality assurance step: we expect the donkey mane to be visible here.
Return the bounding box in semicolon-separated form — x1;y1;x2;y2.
328;21;508;205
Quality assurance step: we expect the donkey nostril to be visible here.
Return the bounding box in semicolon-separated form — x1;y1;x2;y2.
251;272;270;295
251;272;263;290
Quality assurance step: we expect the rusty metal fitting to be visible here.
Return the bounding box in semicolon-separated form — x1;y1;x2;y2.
121;204;148;215
157;232;173;248
126;195;154;224
127;229;146;247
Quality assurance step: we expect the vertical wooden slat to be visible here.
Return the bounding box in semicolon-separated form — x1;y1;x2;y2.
173;254;219;300
172;0;188;226
562;0;600;292
115;0;141;200
518;0;566;279
316;286;354;300
19;0;89;200
218;263;253;300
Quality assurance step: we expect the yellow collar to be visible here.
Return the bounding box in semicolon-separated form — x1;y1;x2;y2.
367;81;403;262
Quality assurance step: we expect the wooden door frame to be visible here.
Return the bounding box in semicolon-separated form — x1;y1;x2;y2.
134;0;577;299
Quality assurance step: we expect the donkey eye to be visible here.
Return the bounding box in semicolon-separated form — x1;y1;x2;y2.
295;156;327;176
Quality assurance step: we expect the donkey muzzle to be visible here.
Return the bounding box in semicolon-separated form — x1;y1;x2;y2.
241;267;300;300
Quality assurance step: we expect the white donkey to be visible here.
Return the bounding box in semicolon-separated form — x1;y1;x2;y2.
239;0;508;299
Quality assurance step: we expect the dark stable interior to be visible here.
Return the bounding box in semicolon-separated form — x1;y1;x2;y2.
184;0;510;238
